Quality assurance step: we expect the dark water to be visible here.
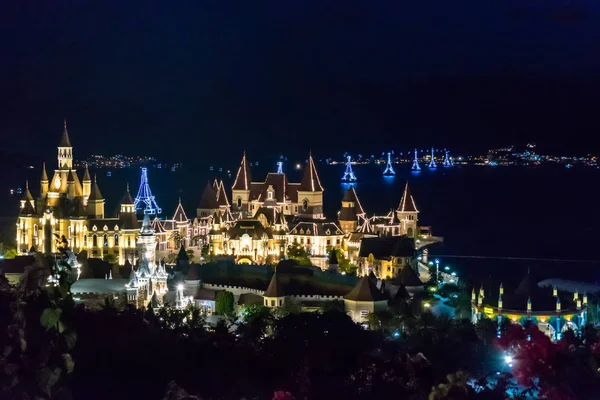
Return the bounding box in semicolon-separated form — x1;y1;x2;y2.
4;161;600;285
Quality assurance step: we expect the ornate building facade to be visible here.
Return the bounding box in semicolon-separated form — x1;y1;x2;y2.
16;122;140;264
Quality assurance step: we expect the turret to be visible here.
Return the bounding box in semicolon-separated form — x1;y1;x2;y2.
263;271;285;308
40;162;49;197
119;183;135;214
338;186;365;234
86;175;105;218
498;293;503;311
197;182;219;217
67;170;76;199
396;182;419;237
82;164;91;201
297;153;324;219
19;181;35;215
57;119;73;170
232;152;252;214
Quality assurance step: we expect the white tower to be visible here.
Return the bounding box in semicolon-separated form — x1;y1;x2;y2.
58;119;73;170
137;214;157;280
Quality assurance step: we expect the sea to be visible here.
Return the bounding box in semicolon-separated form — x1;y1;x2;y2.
3;161;600;288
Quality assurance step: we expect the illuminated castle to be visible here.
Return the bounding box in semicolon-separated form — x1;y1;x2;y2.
207;152;344;262
16;121;140;264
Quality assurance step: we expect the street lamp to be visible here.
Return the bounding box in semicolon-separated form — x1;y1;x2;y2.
435;259;440;283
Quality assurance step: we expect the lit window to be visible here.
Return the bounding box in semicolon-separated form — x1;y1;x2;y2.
237;197;242;208
271;300;275;307
268;191;273;200
360;310;369;318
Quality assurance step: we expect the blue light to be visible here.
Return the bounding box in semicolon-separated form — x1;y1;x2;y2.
393;331;400;338
451;272;456;276
411;149;421;171
134;168;162;215
444;266;450;271
435;259;440;264
383;152;395;176
341;155;357;182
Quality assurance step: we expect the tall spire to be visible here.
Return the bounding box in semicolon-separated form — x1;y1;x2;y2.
41;162;48;182
299;153;323;192
59;118;72;147
396;182;418;213
232;152;252;191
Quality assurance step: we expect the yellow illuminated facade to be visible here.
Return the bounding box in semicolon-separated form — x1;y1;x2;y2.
16;121;140;264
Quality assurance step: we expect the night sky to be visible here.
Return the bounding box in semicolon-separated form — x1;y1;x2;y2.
2;0;600;165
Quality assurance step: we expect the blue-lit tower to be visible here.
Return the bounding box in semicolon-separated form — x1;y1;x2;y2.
443;150;451;167
411;149;421;171
134;167;162;215
428;147;437;168
277;161;283;174
383;152;395;176
341;155;357;182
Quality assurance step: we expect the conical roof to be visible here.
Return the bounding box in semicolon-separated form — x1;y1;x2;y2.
216;181;230;207
41;162;49;181
83;164;91;182
232;152;252;191
213;211;222;225
59;119;72;147
344;276;387;302
128;267;138;287
198;183;218;209
22;181;34;201
396;265;423;287
177;245;189;261
340;186;365;221
397;183;418;213
299;153;323;192
88;175;103;201
67;169;76;183
172;198;188;222
120;183;134;205
265;271;284;297
140;214;154;235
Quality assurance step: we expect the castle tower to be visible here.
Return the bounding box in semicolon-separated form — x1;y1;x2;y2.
40;162;49;197
232;152;252;214
338;186;365;234
58;119;73;170
117;184;139;265
67;170;76;200
209;212;223;256
297;153;324;219
137;213;158;277
263;271;285;308
86;175;105;218
82;164;91;202
396;183;419;237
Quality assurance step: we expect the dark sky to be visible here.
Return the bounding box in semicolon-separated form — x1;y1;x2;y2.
1;0;600;165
